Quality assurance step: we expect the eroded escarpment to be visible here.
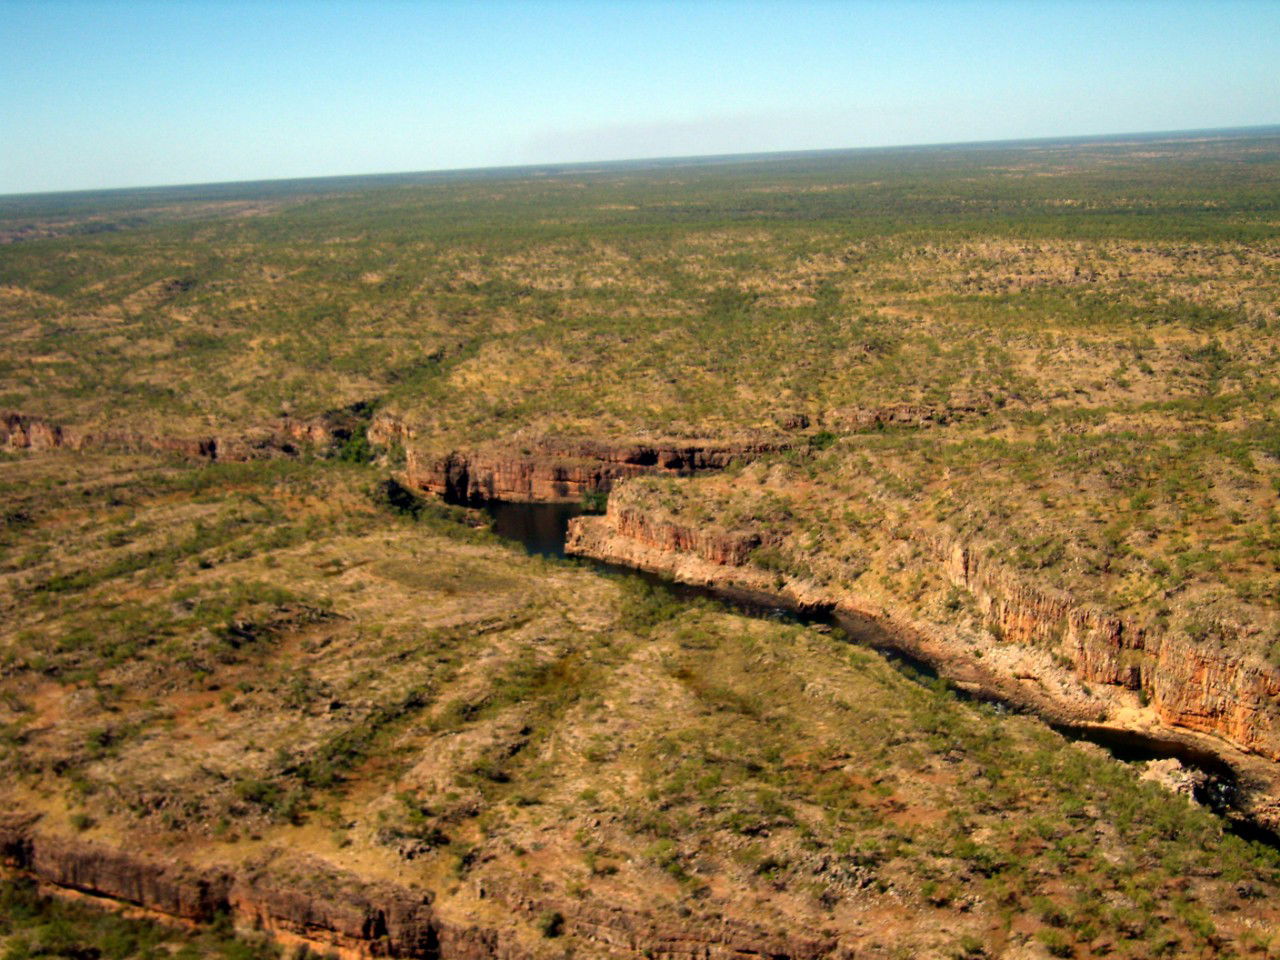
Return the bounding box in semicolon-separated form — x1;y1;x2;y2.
402;437;791;503
389;397;1018;506
0;818;842;960
2;408;372;462
941;540;1280;764
566;498;1280;829
0;818;468;959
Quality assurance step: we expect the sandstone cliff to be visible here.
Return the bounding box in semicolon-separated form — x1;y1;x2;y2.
0;817;457;959
404;438;789;503
941;538;1280;765
0;816;844;960
2;410;367;462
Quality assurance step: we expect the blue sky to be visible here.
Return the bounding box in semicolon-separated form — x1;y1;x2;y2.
2;0;1278;195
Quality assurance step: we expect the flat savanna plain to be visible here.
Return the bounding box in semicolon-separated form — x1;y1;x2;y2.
3;130;1280;959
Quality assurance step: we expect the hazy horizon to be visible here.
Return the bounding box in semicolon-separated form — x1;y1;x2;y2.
4;0;1279;195
3;121;1279;202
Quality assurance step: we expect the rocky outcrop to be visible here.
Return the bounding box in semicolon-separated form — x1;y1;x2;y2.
569;505;755;581
229;862;447;959
0;817;471;959
609;506;764;566
1140;757;1207;801
368;411;413;449
0;816;848;960
940;537;1280;763
1;413;66;451
0;817;231;923
1149;644;1280;761
5;410;784;504
1;409;371;463
407;438;789;503
942;539;1142;685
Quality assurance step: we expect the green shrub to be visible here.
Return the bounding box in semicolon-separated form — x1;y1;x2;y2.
538;910;565;938
1035;929;1073;958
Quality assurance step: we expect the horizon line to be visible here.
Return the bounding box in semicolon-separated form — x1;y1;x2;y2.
3;121;1279;204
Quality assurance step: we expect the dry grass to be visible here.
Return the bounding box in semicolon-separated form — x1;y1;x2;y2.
2;453;1280;956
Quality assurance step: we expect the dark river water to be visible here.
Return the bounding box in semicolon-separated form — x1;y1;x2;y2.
471;498;1276;846
483;500;584;558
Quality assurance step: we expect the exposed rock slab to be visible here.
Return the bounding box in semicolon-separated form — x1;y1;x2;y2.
2;410;365;462
405;438;789;503
0;816;848;960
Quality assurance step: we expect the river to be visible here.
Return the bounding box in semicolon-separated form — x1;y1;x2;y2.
472;498;1276;847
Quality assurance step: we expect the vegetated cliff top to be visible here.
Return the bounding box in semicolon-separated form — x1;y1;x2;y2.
1;452;1278;958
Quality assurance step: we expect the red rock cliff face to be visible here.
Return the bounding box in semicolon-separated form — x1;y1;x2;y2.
3;412;217;458
2;412;362;463
0;818;473;959
1148;643;1280;760
941;539;1146;691
1;823;231;923
609;506;764;566
0;817;845;960
406;439;788;503
940;538;1280;762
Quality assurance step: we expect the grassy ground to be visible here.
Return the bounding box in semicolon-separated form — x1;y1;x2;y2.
2;132;1276;440
3;453;1280;957
5;129;1280;955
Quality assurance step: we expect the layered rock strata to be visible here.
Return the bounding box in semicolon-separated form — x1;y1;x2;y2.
0;819;463;959
0;817;841;960
405;439;788;503
941;538;1280;763
2;411;364;462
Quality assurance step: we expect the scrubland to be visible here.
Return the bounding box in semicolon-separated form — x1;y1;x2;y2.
4;129;1280;957
3;455;1280;958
